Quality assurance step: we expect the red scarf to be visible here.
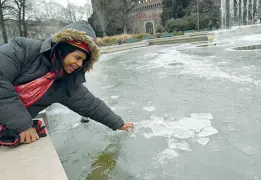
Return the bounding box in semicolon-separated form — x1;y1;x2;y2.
14;72;57;108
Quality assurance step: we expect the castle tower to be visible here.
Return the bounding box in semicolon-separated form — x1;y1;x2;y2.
127;0;163;34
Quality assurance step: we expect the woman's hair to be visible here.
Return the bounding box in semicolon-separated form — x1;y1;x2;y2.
49;42;91;96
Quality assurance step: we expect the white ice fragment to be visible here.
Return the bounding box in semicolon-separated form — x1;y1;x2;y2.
72;123;81;128
242;147;258;156
190;113;214;120
150;115;163;121
142;107;156;112
111;96;119;99
174;130;195;139
235;144;258;156
179;117;211;132
102;86;114;89
158;148;179;164
196;138;210;146
130;134;136;138
133;113;218;147
158;76;168;79
228;125;236;131
198;127;218;137
143;133;154;139
168;139;191;151
144;173;157;180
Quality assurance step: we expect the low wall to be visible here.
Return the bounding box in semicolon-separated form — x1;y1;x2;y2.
147;35;209;45
101;41;149;54
0;115;68;180
209;24;261;41
100;35;210;54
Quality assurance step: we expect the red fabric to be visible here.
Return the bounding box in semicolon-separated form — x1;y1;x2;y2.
14;72;57;108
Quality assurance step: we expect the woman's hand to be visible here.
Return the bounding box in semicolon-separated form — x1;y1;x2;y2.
19;127;39;144
119;122;134;131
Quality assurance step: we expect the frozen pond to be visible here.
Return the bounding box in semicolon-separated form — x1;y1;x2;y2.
47;34;261;180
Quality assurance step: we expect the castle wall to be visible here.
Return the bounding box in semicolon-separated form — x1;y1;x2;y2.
127;0;163;34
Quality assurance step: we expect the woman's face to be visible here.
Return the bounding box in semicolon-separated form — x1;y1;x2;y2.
63;50;87;74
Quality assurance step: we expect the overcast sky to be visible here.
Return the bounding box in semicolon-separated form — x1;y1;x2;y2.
48;0;92;7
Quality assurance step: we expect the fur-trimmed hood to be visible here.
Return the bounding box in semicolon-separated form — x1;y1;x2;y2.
42;20;100;72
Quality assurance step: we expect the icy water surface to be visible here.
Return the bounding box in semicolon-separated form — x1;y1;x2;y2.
47;34;261;180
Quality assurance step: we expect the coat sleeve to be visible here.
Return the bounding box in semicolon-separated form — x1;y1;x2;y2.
0;38;33;133
60;84;125;131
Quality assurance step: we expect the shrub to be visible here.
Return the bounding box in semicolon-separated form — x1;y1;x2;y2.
165;16;197;32
155;33;162;38
177;31;184;36
155;24;165;33
133;33;147;40
97;38;104;46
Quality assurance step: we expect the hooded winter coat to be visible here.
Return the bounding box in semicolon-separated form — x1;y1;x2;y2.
0;20;124;133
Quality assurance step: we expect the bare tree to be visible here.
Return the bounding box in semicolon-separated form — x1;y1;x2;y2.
122;0;137;34
0;0;14;43
90;0;138;36
32;0;66;21
84;2;92;19
13;0;22;36
92;0;108;36
64;0;86;23
92;0;121;36
0;0;8;43
21;0;27;37
11;0;32;37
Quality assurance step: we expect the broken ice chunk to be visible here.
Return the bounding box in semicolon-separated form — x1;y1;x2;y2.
190;113;214;120
72;123;81;128
174;130;195;139
142;107;156;112
168;139;191;151
196;138;210;146
111;96;119;99
158;148;179;164
198;127;218;137
143;133;154;139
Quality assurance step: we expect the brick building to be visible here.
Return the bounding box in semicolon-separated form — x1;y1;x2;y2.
127;0;163;34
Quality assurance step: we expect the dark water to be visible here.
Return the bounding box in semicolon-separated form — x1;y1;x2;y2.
47;34;261;180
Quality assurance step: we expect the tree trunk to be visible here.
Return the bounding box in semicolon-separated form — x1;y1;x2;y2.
123;23;127;34
123;8;127;34
0;1;8;43
22;0;27;37
18;8;22;36
15;0;23;36
102;27;106;37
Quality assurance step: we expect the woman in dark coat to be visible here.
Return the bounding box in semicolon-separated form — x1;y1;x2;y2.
0;20;134;145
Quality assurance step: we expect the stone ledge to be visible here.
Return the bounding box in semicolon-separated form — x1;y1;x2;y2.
100;34;210;54
0;119;68;180
146;35;209;45
101;41;149;54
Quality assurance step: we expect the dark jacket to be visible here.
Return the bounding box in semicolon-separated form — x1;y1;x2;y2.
0;20;124;133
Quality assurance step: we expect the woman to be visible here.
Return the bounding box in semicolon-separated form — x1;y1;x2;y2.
0;20;134;146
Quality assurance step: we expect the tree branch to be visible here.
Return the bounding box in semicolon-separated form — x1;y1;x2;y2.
125;4;136;14
2;0;8;5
